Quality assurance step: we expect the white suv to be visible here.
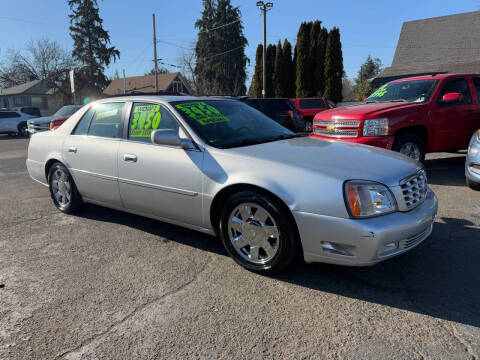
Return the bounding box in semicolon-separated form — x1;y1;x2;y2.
0;110;32;137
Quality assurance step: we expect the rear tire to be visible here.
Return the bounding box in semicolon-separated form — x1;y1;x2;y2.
48;162;83;213
392;133;426;162
466;177;480;191
219;190;299;274
17;122;28;137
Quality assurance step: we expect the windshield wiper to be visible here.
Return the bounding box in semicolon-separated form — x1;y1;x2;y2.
390;99;408;102
365;100;379;104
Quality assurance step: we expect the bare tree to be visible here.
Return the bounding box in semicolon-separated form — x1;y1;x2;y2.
178;42;198;95
0;38;77;91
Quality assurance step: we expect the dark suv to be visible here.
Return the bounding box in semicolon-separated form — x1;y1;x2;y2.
244;98;305;132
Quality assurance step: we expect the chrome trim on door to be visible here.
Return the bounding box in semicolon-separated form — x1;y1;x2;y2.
118;177;198;196
71;168;117;182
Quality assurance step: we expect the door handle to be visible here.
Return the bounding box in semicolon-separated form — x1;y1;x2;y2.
68;147;77;153
123;154;137;163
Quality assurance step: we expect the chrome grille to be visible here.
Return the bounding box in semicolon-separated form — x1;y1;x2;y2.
27;121;49;134
314;120;360;128
398;170;427;211
313;128;358;138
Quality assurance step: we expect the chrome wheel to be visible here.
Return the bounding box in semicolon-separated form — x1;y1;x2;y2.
399;142;421;161
228;203;280;265
51;168;71;207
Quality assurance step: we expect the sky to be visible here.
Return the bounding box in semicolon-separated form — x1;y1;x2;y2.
1;0;479;84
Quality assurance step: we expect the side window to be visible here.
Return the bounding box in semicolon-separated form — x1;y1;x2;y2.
128;103;179;143
72;106;95;135
88;102;124;138
0;112;20;119
438;78;472;105
473;78;480;102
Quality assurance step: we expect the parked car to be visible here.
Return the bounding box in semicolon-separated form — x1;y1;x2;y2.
466;129;480;190
0;110;32;137
311;74;480;162
27;105;80;135
290;97;334;132
13;106;41;117
26;95;437;274
244;98;305;132
49;116;69;130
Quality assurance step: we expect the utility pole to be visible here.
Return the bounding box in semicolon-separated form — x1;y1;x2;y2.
152;13;159;93
256;2;273;98
123;69;126;94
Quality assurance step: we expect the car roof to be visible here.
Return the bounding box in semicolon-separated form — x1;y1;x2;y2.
391;73;480;83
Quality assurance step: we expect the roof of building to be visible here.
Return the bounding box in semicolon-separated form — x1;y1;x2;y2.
0;79;54;96
103;72;191;95
376;11;480;79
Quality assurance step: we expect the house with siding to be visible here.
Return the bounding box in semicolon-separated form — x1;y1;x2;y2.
372;11;480;88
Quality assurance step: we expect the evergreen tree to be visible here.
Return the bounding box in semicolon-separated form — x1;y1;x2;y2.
265;44;276;97
252;44;263;98
68;0;120;93
353;55;383;100
323;27;343;103
314;27;328;96
283;39;295;98
195;0;248;95
274;40;284;98
296;22;312;97
309;21;321;96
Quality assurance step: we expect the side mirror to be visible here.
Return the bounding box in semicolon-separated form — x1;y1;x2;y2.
151;129;190;149
441;92;464;104
362;97;367;103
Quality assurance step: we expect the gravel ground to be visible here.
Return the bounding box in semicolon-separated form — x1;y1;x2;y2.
0;135;479;360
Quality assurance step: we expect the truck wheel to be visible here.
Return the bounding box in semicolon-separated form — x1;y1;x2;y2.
466;177;480;191
393;133;426;162
304;118;313;132
219;190;299;274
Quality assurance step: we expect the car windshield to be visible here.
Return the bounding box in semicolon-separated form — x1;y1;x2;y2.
366;79;439;104
172;99;298;149
54;105;78;117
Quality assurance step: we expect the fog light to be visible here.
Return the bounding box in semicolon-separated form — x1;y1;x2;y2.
378;241;399;257
321;241;356;257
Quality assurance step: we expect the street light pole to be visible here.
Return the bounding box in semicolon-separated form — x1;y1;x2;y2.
256;2;273;98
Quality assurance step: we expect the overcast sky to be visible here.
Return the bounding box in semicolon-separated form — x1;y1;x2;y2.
1;0;479;82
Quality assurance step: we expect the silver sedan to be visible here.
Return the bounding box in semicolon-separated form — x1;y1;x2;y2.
26;96;438;274
466;129;480;190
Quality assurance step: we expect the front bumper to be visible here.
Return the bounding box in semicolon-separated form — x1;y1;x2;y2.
310;134;394;149
294;188;438;266
27;122;49;135
466;137;480;184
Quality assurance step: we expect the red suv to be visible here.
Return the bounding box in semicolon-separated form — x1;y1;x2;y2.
290;97;334;132
311;74;480;161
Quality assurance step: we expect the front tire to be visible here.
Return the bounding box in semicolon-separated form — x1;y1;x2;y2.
17;122;28;137
466;177;480;191
48;162;83;213
219;190;299;274
392;133;426;162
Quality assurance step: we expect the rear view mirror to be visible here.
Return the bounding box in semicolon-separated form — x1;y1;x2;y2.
440;92;464;104
151;129;191;149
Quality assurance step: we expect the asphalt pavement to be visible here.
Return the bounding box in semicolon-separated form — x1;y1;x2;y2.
0;135;479;359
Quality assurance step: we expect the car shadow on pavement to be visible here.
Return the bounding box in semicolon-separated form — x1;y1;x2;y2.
276;216;480;328
77;203;480;328
425;153;466;187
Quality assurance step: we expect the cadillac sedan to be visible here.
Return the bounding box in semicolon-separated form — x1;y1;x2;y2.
26;96;438;274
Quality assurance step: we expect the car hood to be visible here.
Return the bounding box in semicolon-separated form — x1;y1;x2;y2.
29;116;55;124
318;102;420;119
214;136;421;188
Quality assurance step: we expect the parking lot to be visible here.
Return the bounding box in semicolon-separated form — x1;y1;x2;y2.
0;135;479;360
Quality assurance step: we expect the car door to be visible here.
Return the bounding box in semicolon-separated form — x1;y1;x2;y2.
117;102;204;227
431;77;475;150
62;102;125;208
0;111;20;132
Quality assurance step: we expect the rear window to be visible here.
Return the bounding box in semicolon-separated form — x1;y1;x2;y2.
299;99;326;109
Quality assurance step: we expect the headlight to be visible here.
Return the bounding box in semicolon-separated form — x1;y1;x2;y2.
476;129;480;142
363;118;389;136
344;180;397;218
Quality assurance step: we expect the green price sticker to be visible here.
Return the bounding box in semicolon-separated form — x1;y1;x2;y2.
369;85;387;98
175;102;229;125
130;104;162;138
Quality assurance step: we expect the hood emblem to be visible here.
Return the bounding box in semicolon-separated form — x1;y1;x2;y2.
327;124;335;131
